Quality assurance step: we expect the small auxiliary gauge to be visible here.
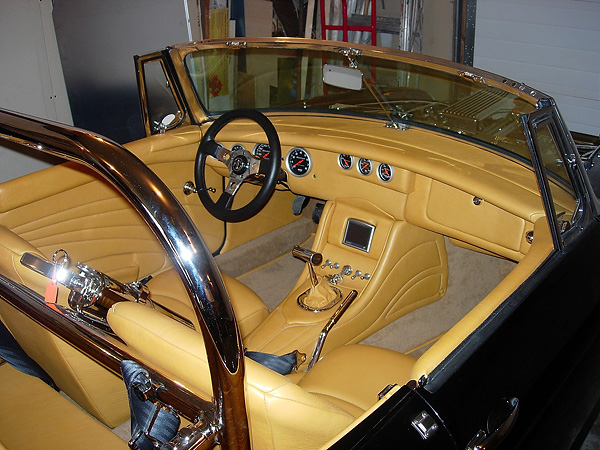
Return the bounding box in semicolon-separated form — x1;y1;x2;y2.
286;147;311;177
377;163;393;182
231;144;245;152
357;158;373;176
338;154;353;170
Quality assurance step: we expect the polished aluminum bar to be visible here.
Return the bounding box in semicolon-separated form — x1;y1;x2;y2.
0;109;249;449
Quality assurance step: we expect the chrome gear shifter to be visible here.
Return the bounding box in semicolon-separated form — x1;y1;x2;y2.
292;245;322;288
292;246;342;311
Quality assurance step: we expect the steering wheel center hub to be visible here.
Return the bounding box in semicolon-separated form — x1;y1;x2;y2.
231;154;249;175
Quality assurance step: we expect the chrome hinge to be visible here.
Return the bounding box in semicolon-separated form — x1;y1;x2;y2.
337;47;362;68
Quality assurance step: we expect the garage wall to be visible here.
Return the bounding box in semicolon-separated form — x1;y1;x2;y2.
474;0;600;136
0;0;71;183
53;0;199;144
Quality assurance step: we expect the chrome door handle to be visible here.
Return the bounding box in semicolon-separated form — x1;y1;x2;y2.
467;397;519;450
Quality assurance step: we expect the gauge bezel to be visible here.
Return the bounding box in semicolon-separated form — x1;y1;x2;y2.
357;158;373;176
285;147;312;177
338;154;354;170
377;163;394;182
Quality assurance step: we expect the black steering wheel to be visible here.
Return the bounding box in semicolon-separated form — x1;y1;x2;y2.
194;109;282;223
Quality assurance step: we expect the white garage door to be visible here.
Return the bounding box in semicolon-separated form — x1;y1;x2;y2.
474;0;600;136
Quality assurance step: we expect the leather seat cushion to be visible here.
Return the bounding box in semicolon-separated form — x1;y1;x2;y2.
145;268;269;337
298;344;416;417
0;363;127;449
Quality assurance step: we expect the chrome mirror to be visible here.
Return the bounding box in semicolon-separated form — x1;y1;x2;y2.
155;112;181;134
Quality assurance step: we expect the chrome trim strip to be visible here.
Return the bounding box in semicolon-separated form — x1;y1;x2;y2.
0;109;249;449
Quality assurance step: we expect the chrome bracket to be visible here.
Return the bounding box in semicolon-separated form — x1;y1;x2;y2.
459;71;487;85
385;120;410;130
129;371;220;450
411;411;439;440
336;47;362;68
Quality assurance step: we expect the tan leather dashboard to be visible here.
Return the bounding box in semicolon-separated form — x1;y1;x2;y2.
210;113;547;260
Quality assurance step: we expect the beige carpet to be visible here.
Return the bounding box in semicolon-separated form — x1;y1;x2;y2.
362;239;514;356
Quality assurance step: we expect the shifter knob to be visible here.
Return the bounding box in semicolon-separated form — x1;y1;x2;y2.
292;246;323;266
292;246;322;288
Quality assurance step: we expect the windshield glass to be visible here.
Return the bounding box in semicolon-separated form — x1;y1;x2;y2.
184;45;536;161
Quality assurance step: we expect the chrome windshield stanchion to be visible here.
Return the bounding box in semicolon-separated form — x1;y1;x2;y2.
0;109;250;450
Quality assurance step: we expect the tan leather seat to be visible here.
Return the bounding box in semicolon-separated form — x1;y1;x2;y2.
144;268;268;337
108;301;416;450
297;344;416;417
0;224;268;428
0;363;127;449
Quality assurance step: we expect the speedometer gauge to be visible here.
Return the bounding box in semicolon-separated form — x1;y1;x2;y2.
286;147;311;177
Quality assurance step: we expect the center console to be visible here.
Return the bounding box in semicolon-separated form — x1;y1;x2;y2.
243;197;448;369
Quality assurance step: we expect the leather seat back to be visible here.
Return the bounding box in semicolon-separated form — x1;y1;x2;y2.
0;224;130;428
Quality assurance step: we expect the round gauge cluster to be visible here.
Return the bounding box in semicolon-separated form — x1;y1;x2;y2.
286;147;311;177
357;158;373;176
337;153;394;182
253;143;271;160
338;154;353;170
377;163;393;182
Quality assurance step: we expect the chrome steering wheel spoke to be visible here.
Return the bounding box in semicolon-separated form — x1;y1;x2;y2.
203;138;231;163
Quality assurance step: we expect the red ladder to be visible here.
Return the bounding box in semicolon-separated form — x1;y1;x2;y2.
320;0;377;46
